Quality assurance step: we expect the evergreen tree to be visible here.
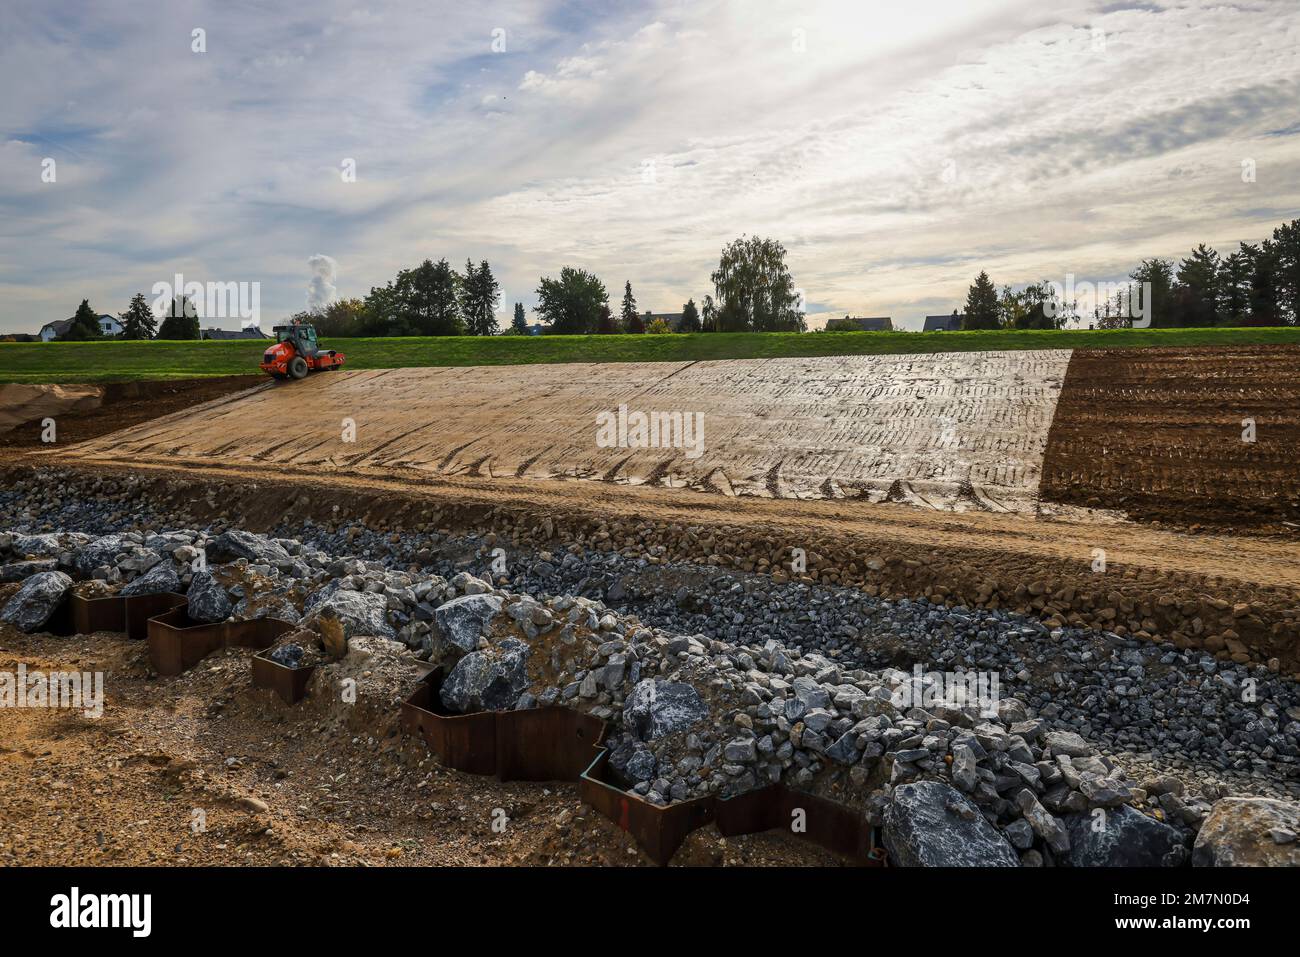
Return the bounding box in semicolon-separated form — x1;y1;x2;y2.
512;302;528;335
1174;244;1221;326
156;295;200;339
1248;239;1281;326
679;298;701;333
962;272;1000;329
1218;246;1253;326
620;281;638;330
1128;258;1175;327
118;293;157;340
62;299;103;340
596;304;617;334
460;259;500;335
1270;218;1300;325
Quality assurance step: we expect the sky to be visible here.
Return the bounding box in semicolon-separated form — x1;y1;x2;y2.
1;0;1298;334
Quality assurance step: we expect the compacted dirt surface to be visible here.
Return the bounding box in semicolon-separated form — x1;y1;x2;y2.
0;627;840;866
1041;345;1300;532
49;353;1072;511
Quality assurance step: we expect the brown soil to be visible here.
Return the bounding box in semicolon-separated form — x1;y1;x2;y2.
0;376;263;448
0;627;840;866
1041;345;1300;532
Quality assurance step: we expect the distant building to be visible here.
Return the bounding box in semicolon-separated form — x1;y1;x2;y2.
527;322;552;336
826;315;893;332
39;314;123;340
923;313;965;331
201;326;269;340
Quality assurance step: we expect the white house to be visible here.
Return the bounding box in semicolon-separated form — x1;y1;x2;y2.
38;314;123;340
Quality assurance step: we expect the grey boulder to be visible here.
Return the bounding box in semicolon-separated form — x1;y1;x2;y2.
119;560;180;597
433;594;504;655
1;559;58;583
1;571;73;633
74;534;130;575
186;571;232;623
1061;805;1186;866
622;679;709;741
304;583;395;639
440;638;530;712
884;780;1020;867
206;530;290;566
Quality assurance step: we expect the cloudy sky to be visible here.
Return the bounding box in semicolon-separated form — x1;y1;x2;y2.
1;0;1297;334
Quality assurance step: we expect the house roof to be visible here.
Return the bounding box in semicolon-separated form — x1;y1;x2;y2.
923;314;964;331
202;327;268;340
40;318;74;336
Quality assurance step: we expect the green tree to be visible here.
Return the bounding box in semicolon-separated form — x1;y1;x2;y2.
1129;258;1176;328
534;267;608;334
61;299;103;340
118;293;157;340
620;281;639;331
512;302;528;335
1270;218;1300;325
1001;281;1062;330
701;294;717;332
962;272;999;329
679;298;701;333
311;297;367;337
1247;239;1281;326
1174;244;1221;326
1218;246;1253;326
460;259;500;336
596;304;617;334
710;236;805;331
398;258;462;335
156;295;200;339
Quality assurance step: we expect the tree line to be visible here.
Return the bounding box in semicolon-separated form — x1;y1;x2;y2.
959;216;1300;330
305;235;806;337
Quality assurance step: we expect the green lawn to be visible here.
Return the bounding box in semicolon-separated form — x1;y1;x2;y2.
1;327;1297;383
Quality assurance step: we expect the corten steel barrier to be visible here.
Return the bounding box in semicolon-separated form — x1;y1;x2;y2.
400;673;606;781
73;591;188;640
579;749;717;866
42;590;188;639
250;651;317;705
715;783;886;865
147;607;295;676
400;676;886;866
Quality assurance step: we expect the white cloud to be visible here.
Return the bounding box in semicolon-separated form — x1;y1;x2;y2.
1;0;1297;333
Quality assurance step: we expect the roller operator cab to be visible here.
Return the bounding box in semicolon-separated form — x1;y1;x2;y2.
259;322;346;379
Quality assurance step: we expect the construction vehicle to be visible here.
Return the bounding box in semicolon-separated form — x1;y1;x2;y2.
259;321;346;380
